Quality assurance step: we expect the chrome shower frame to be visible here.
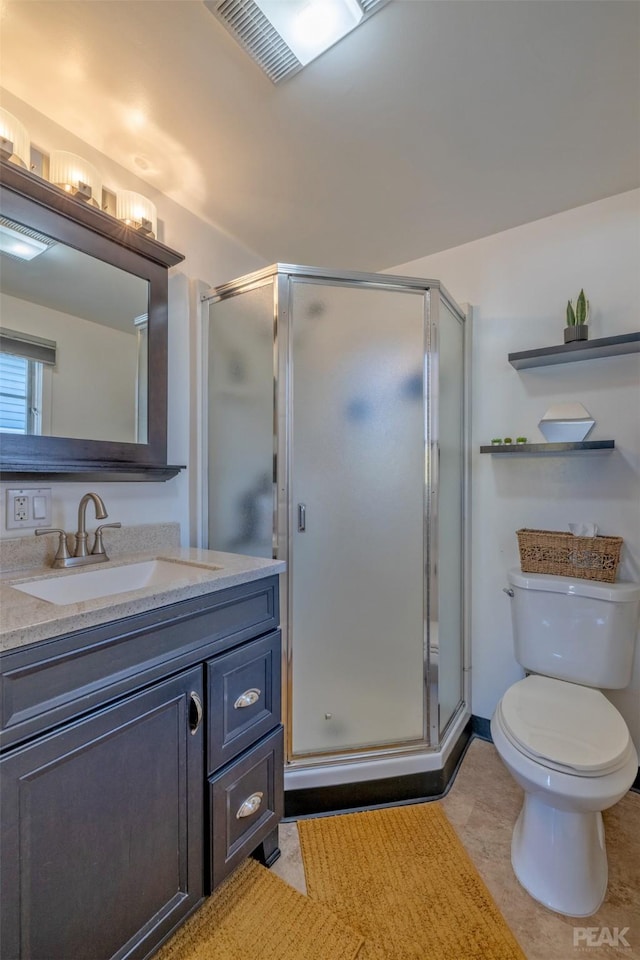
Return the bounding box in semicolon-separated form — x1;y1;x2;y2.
203;264;471;770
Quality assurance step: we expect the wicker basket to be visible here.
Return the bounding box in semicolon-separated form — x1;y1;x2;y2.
516;528;622;583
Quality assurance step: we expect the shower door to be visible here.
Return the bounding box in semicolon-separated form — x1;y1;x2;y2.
289;280;428;757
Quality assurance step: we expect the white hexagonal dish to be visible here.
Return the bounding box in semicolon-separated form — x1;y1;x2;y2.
538;402;595;443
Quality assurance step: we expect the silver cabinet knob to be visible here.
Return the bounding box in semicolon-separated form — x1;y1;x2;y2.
234;688;261;709
236;792;263;819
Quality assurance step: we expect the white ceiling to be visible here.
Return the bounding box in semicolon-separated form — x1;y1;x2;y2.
1;0;638;271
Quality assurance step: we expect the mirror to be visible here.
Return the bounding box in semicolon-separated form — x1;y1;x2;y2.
1;220;149;444
0;160;184;481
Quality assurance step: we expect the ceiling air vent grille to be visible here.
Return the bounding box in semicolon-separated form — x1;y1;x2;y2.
206;0;302;83
360;0;388;13
0;218;54;248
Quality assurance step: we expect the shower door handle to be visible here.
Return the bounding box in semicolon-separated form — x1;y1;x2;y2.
297;503;306;532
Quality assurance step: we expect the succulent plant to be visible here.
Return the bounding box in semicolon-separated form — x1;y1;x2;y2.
504;437;513;444
516;437;527;444
491;438;503;444
566;289;590;326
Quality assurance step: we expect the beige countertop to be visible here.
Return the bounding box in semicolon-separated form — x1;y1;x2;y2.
0;548;285;653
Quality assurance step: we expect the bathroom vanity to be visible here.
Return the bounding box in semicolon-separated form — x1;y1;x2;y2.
0;550;284;960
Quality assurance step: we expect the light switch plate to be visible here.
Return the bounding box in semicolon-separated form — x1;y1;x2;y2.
6;488;52;530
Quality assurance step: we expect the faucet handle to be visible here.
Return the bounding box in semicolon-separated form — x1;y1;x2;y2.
35;528;71;562
91;522;121;557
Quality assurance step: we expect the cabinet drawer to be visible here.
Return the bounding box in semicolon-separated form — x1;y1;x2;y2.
209;726;283;889
207;630;281;772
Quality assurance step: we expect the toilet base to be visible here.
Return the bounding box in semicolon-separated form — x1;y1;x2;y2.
511;793;608;917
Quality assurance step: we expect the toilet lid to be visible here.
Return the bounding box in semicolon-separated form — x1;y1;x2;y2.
499;675;631;775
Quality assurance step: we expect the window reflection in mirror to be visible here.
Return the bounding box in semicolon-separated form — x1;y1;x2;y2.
0;217;149;444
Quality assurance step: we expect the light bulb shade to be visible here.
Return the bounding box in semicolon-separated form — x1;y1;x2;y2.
0;109;30;168
49;151;102;206
116;191;157;238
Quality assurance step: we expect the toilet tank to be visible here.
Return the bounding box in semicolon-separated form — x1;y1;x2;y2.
507;569;640;688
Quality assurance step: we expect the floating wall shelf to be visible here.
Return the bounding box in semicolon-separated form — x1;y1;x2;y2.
480;441;615;455
508;332;640;370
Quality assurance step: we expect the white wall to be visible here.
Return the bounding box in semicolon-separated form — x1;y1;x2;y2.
390;189;640;747
0;90;266;544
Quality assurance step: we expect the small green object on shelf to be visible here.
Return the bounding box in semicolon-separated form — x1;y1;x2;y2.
566;289;590;327
504;437;513;444
564;289;590;343
516;437;527;444
566;300;576;326
491;438;503;445
575;289;589;325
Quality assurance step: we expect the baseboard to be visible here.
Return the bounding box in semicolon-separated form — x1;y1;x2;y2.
284;719;472;818
471;715;493;742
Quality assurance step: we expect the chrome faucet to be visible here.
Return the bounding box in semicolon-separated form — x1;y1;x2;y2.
36;492;121;569
74;493;107;558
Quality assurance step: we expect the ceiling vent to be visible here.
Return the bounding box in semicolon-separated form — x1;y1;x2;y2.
0;217;56;262
205;0;389;84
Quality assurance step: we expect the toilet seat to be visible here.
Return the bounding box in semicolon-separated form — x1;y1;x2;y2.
498;675;631;777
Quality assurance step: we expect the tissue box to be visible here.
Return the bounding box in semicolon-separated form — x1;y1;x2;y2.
516;529;623;583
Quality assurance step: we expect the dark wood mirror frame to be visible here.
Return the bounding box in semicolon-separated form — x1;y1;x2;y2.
0;160;185;482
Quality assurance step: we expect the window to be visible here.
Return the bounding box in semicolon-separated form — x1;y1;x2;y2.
0;351;43;434
0;328;56;436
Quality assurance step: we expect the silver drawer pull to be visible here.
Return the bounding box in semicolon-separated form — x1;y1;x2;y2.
234;688;261;709
189;692;203;735
236;792;263;819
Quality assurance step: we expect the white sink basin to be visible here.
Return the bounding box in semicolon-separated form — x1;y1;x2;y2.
11;559;219;606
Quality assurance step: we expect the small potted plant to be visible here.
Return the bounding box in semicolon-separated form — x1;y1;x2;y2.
564;289;589;343
503;437;513;444
491;438;503;445
516;437;527;444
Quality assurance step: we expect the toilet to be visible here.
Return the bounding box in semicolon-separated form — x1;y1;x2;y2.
491;569;640;917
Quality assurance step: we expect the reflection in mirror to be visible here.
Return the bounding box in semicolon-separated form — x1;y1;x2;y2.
207;282;275;559
0;216;149;444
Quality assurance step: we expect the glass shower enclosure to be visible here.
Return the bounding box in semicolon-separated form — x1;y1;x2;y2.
204;265;469;773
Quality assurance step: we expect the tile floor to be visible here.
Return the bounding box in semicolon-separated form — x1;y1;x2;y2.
271;737;640;959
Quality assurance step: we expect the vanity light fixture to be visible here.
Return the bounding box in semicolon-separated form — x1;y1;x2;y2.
49;151;102;206
205;0;389;83
116;191;158;238
0;218;55;262
0;109;30;168
2;114;159;241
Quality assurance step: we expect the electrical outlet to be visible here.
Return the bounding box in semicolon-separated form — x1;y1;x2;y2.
6;488;52;530
14;496;28;522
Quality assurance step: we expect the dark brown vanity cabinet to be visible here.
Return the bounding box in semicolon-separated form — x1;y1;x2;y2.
0;576;283;960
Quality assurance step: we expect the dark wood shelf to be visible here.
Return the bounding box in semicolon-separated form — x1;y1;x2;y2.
480;441;615;455
0;462;185;482
508;333;640;370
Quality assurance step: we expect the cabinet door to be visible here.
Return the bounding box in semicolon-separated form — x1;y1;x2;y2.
0;667;204;960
